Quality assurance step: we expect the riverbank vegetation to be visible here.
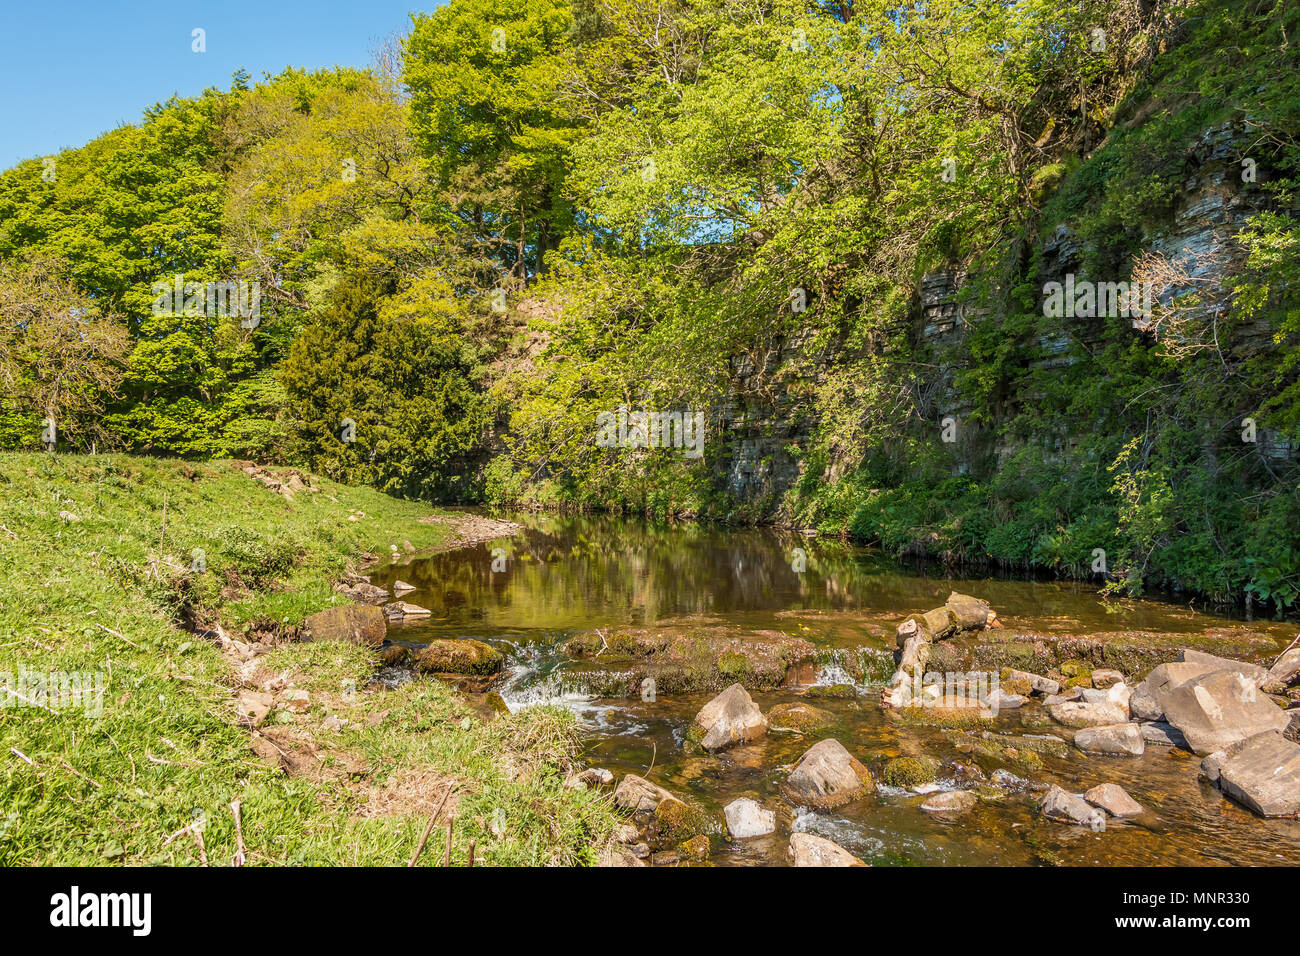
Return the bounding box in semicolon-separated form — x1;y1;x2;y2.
0;0;1296;611
0;452;616;864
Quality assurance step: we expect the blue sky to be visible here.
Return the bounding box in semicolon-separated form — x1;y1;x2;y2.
0;0;444;170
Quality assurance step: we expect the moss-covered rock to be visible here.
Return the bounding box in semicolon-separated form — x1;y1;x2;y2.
563;625;815;697
654;796;714;841
677;834;711;861
804;683;857;699
415;639;504;676
881;756;939;788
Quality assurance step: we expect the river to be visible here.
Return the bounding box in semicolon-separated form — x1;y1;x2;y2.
368;513;1300;866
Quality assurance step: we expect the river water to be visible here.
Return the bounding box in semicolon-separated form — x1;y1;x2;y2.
370;513;1300;866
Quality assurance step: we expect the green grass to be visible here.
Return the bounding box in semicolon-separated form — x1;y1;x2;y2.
0;452;617;866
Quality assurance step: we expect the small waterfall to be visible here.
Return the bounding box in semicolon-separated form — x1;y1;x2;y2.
494;634;632;712
811;646;895;690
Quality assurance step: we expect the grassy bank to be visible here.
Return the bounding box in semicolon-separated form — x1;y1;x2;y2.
0;452;617;865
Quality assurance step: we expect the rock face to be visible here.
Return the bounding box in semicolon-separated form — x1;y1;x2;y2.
304;604;387;647
689;683;768;752
1039;785;1104;827
921;790;977;814
723;798;776;838
781;739;874;810
1084;783;1145;818
1049;700;1129;728
1215;732;1300;818
788;832;866;866
414;639;504;675
1161;668;1290;755
613;774;676;813
1073;722;1145;756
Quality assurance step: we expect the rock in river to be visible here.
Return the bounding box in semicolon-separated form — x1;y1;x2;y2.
414;639;504;676
1161;668;1290;755
688;683;767;752
780;738;874;810
1049;700;1129;728
564;625;815;697
724;798;776;838
1073;722;1145;756
613;774;676;813
1084;783;1145;818
1003;668;1060;696
1140;721;1189;749
767;701;833;733
788;832;867;866
1039;785;1105;827
921;790;977;814
1214;732;1300;818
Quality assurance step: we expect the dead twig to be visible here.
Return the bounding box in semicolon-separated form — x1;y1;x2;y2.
230;799;247;867
407;784;454;867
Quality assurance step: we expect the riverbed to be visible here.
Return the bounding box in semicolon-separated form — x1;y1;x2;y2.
370;513;1300;866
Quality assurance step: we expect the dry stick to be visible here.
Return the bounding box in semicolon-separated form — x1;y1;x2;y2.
158;494;168;553
230;799;247;868
467;841;475;867
407;784;454;867
61;760;101;789
443;817;453;867
191;826;209;866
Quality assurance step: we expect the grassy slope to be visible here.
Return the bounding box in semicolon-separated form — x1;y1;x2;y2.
0;453;616;865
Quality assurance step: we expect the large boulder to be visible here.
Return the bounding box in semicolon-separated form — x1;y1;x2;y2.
1073;722;1145;756
1179;649;1268;685
1215;732;1300;818
414;639;504;675
723;798;775;838
1133;659;1231;721
788;832;866;866
304;604;387;647
688;683;767;752
1161;668;1290;755
781;739;874;810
